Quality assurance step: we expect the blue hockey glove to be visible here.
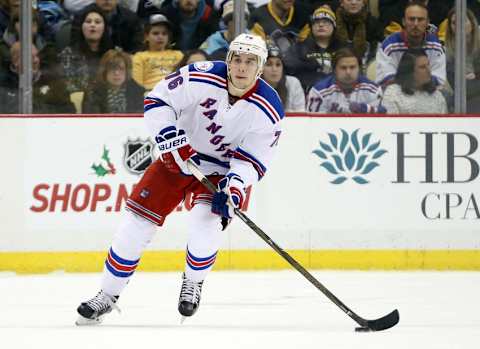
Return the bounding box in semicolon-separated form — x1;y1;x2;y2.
211;173;246;219
155;126;200;175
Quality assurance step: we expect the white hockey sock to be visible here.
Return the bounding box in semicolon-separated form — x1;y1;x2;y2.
101;211;156;296
185;204;225;282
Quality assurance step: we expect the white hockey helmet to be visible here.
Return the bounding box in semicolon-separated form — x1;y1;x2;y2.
226;33;268;77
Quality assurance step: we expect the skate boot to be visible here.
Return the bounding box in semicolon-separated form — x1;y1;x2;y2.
76;290;120;326
178;273;203;319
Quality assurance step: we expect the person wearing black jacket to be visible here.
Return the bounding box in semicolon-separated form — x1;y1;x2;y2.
0;42;75;114
284;6;340;93
73;0;143;53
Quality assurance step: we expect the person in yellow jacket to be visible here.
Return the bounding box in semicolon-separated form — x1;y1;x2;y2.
132;13;183;91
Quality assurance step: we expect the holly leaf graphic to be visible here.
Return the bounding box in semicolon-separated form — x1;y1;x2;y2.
91;163;109;177
101;146;111;163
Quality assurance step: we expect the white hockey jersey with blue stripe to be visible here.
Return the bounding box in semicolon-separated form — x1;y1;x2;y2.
144;61;284;187
376;31;446;85
306;75;382;113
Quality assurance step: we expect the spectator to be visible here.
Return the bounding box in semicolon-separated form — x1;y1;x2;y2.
248;0;311;55
284;6;340;93
334;0;382;66
63;0;95;15
73;0;143;53
132;14;183;91
0;10;52;70
467;0;480;24
0;0;19;38
379;0;453;40
36;1;72;42
137;0;167;18
200;0;249;60
262;44;305;111
381;48;447;114
83;49;145;113
174;49;209;70
307;47;383;113
445;9;480;113
58;7;113;93
160;0;220;51
0;42;75;114
376;1;446;87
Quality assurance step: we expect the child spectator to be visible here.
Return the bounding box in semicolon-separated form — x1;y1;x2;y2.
132;14;183;91
83;49;145;113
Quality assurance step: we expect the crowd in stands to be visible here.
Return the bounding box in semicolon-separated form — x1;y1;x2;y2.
0;0;479;114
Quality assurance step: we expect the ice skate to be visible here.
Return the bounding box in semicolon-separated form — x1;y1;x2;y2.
178;273;203;322
75;290;120;326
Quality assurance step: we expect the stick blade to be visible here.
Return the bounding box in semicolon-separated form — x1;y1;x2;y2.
355;309;400;332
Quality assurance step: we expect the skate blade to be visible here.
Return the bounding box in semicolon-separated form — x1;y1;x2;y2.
75;315;104;326
180;316;187;324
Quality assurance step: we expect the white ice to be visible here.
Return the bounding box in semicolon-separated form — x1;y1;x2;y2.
1;271;479;349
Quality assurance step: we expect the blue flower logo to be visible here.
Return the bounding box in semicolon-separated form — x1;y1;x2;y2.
313;129;387;184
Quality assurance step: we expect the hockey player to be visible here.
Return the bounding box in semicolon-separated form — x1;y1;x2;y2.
306;47;385;114
75;33;284;325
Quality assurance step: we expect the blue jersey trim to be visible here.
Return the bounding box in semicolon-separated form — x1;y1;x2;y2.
189;78;227;90
144;96;169;113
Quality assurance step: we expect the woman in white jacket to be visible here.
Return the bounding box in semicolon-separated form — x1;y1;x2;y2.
381;48;448;114
262;44;306;112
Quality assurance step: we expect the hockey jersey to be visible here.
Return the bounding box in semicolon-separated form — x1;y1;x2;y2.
306;75;382;113
376;31;446;86
144;61;284;187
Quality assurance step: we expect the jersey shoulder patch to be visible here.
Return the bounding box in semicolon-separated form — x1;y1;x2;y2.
246;79;284;125
188;61;227;89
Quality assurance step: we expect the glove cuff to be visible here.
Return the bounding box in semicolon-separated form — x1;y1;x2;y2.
157;133;190;154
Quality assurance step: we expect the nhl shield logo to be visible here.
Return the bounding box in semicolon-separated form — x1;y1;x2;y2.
124;139;155;175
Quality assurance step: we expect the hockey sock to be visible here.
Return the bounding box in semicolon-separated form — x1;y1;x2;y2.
101;211;156;296
184;203;224;282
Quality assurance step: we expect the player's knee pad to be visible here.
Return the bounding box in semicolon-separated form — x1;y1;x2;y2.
112;211;157;257
188;204;225;251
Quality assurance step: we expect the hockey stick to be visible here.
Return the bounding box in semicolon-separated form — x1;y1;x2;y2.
186;159;399;332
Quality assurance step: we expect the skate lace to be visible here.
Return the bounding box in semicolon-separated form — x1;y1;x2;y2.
179;278;202;304
86;291;120;313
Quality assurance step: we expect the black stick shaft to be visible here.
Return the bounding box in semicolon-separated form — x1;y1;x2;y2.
187;160;365;325
187;160;400;331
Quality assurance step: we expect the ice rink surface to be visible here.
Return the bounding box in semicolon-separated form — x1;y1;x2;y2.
1;271;479;349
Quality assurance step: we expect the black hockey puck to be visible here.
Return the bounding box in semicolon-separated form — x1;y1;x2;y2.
355;327;373;332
